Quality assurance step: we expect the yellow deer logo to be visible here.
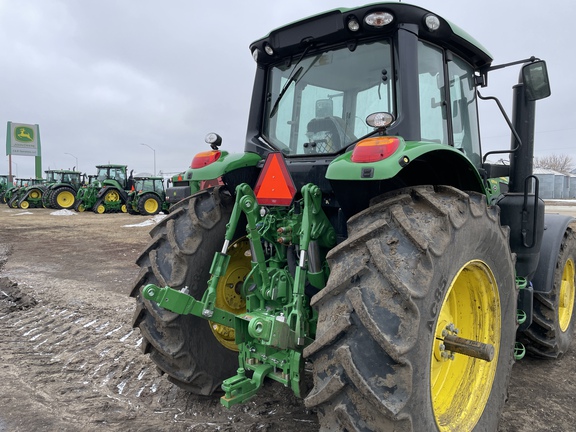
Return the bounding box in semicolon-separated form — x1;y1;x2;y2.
15;126;34;142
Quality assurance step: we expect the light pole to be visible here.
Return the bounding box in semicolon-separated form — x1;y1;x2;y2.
64;152;79;170
140;143;156;175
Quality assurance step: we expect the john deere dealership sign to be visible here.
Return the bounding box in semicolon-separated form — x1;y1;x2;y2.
6;122;40;156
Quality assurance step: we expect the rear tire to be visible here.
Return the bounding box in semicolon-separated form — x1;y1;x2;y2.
520;225;576;358
51;186;76;209
138;193;161;216
304;185;517;431
130;187;237;395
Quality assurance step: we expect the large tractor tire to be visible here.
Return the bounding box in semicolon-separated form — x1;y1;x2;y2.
126;202;138;214
130;187;238;395
304;185;517;432
51;186;76;209
520;225;576;358
137;193;162;216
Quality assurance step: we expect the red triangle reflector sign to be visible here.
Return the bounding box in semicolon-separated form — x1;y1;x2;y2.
254;152;296;206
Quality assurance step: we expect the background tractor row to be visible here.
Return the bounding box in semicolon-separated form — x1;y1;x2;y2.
130;3;575;432
74;164;169;216
2;170;85;210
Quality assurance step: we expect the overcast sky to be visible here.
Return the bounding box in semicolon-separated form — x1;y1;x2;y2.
1;0;575;178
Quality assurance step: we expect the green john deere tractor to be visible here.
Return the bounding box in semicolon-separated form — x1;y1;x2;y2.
41;169;84;209
74;164;133;213
130;4;575;431
126;175;169;216
0;175;12;203
6;178;44;208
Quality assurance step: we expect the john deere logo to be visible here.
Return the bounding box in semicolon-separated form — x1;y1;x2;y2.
15;126;34;142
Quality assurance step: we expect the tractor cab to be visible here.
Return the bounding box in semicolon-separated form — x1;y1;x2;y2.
239;4;548;218
95;164;129;189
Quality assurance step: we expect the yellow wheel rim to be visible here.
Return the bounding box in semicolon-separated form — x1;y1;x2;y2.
57;191;75;208
77;204;85;212
29;190;41;199
209;237;251;351
105;190;120;202
96;204;106;214
431;260;500;431
559;258;575;332
20;201;29;209
144;198;159;214
121;204;127;213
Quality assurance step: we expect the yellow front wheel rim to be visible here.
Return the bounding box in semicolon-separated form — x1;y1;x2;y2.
20;201;29;209
209;237;251;351
431;260;501;431
559;258;575;332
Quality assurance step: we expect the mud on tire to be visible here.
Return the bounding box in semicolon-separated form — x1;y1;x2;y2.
130;187;237;395
304;185;517;432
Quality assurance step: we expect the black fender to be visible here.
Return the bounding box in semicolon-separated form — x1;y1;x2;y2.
97;186;129;202
532;213;575;294
19;187;43;202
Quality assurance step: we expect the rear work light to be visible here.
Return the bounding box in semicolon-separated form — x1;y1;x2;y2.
254;152;296;206
364;11;394;28
351;136;400;163
191;150;221;168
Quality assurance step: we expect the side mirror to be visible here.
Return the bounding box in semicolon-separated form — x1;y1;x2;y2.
522;61;551;101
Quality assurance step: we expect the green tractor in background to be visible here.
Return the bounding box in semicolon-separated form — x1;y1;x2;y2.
74;164;134;213
0;175;12;203
3;179;19;205
126;175;169;216
130;4;575;431
6;178;44;208
41;169;84;209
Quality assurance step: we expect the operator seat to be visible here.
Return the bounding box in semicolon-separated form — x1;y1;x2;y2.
305;116;343;154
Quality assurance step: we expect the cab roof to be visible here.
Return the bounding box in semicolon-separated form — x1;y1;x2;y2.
250;2;492;70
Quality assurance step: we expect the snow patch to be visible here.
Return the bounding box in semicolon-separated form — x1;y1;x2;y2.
123;214;166;228
50;209;77;216
10;211;33;216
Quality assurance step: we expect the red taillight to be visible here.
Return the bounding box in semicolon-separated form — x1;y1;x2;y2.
191;150;221;168
254;152;296;206
351;136;400;163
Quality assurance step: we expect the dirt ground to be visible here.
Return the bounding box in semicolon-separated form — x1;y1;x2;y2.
0;206;575;432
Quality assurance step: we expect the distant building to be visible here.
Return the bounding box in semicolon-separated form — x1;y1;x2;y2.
533;167;575;199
